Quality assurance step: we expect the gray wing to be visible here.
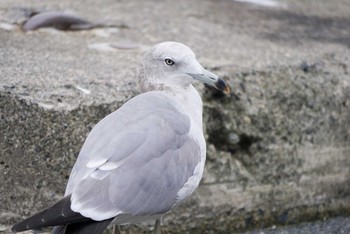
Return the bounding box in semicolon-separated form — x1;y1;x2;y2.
65;91;203;221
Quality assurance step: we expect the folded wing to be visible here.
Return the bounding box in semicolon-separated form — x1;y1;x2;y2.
67;91;204;221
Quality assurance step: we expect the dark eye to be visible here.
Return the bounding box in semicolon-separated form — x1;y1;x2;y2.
164;58;175;66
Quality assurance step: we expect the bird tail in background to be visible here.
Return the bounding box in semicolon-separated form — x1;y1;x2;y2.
51;220;112;234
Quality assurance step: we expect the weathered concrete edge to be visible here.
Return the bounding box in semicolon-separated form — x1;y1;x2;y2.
1;61;350;233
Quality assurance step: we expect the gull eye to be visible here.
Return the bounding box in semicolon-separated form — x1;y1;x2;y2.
164;58;175;66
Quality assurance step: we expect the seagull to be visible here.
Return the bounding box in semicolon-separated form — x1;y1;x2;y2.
12;41;230;234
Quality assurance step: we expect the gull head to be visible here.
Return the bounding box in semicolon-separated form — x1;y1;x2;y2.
140;41;230;94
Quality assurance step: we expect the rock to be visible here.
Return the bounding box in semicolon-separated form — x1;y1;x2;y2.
200;62;350;231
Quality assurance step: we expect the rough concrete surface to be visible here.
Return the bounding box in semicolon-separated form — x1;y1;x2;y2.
244;216;350;234
1;0;350;233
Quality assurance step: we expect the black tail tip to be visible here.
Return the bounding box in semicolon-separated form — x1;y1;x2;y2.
11;222;28;233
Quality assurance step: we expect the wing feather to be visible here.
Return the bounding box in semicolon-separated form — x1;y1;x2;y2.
66;91;204;221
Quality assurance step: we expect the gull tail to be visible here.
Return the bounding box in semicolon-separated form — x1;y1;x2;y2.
12;195;113;234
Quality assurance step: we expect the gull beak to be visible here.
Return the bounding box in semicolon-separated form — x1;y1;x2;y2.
188;68;230;94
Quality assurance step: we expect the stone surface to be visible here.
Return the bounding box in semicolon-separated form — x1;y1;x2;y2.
1;0;350;233
244;216;350;234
